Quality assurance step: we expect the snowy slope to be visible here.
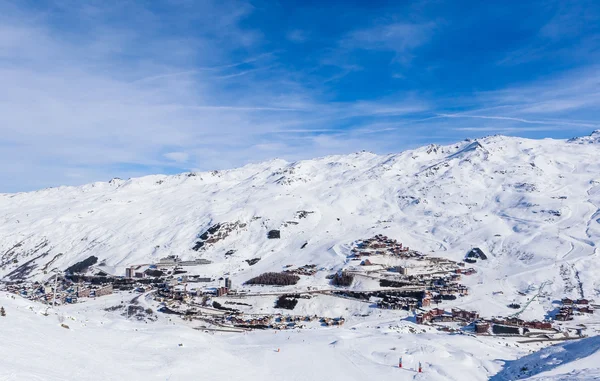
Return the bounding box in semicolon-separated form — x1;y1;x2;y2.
2;132;600;381
1;132;600;310
490;335;600;380
0;291;523;381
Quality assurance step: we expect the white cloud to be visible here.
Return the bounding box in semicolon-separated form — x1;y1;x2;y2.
163;152;190;163
1;1;596;193
286;29;308;43
342;22;435;63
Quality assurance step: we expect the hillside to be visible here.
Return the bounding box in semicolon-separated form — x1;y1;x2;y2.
490;335;600;380
2;132;600;301
2;131;600;380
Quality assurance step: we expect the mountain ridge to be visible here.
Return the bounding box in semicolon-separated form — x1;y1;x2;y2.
1;132;600;320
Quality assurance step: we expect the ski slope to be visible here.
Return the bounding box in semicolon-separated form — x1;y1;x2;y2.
0;291;531;381
2;133;600;305
1;131;600;380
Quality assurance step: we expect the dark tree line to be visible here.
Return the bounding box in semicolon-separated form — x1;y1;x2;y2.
245;258;261;266
145;269;164;278
275;295;299;310
380;279;411;288
212;301;239;312
245;272;300;286
331;272;354;287
65;256;98;274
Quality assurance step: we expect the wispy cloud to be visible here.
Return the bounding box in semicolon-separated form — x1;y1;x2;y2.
438;114;600;128
0;1;436;191
163;151;190;163
342;21;435;63
499;0;600;66
286;29;308;43
132;70;199;84
1;0;599;192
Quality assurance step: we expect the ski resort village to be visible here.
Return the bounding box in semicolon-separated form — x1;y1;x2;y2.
2;231;597;340
2;133;600;380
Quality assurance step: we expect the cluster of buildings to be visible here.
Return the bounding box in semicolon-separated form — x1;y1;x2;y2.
125;265;155;279
556;298;594;321
224;314;344;330
456;267;476;276
2;278;113;305
415;308;555;337
340;235;479;313
377;271;471;306
377;295;420;310
156;276;234;302
416;308;479;324
415;297;594;337
283;264;318;276
475;317;554;334
320;316;346;326
474;318;554;336
156;255;212;267
349;235;413;258
216;278;233;297
194;311;345;331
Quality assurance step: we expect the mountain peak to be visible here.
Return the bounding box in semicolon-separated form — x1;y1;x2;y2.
567;130;600;144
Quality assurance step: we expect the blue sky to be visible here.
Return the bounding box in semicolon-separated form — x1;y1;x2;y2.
1;0;599;192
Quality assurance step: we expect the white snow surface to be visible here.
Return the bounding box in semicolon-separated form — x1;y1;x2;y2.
490;335;600;380
2;132;600;379
0;291;534;381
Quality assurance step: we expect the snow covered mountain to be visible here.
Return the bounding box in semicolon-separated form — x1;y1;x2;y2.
2;132;600;309
3;131;600;381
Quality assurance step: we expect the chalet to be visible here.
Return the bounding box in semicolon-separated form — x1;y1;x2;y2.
523;321;553;330
561;298;574;305
575;299;590;305
421;292;432;308
451;308;479;321
77;288;91;298
505;317;525;326
95;284;113;297
475;322;490;334
576;306;594;314
158;255;180;265
456;285;469;295
431;313;454;323
416;312;431;324
555;308;573;321
415;308;455;324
